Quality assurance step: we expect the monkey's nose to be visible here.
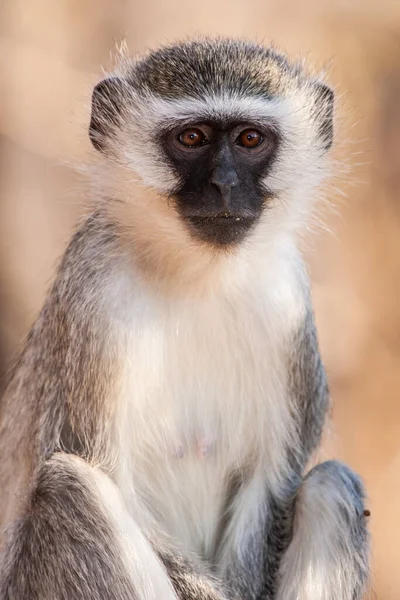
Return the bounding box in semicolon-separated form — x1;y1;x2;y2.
211;167;239;201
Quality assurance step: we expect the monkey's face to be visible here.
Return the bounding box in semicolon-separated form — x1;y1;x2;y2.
160;121;279;246
89;39;334;250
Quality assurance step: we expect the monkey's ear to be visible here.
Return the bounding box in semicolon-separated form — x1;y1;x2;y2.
89;77;126;153
314;82;334;151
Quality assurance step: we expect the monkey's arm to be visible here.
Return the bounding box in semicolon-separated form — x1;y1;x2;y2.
264;310;369;599
0;213;120;527
274;460;369;600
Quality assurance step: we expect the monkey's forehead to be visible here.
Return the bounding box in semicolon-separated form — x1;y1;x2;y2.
125;39;307;100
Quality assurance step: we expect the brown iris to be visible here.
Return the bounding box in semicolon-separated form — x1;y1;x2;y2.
237;129;263;148
179;128;206;147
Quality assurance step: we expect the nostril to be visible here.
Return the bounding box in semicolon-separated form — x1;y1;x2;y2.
211;180;233;196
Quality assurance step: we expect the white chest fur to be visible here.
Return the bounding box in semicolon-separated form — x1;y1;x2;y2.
112;245;306;559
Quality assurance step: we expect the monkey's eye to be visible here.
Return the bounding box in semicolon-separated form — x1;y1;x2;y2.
178;129;207;148
236;129;263;148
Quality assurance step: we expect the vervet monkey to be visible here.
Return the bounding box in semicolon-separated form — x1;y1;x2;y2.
0;38;369;600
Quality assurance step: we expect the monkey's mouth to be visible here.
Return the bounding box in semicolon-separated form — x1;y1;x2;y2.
186;215;257;246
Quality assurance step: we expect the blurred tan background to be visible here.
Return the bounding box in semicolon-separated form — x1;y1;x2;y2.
0;0;399;597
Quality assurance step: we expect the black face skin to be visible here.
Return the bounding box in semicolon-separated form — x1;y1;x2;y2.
161;120;279;247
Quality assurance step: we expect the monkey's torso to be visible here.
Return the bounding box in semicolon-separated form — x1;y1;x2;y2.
107;228;307;563
0;213;319;583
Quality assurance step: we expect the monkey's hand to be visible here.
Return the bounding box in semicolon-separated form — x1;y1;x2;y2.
274;460;370;600
160;551;233;600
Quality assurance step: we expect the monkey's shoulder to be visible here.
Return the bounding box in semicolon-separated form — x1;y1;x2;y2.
51;211;120;302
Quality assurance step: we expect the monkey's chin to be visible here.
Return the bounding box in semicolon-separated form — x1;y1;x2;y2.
185;215;257;247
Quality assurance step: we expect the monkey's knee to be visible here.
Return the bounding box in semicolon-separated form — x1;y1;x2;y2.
1;453;185;599
0;453;140;599
275;460;370;600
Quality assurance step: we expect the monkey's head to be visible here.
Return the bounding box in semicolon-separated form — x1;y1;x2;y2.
89;39;334;250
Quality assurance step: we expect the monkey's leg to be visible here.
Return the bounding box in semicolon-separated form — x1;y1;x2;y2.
1;453;229;600
274;460;369;600
0;453;178;600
